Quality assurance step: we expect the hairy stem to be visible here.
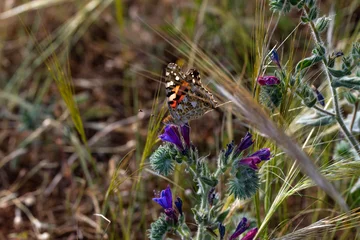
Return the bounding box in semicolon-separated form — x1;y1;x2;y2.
303;7;360;155
313;105;336;117
187;163;207;240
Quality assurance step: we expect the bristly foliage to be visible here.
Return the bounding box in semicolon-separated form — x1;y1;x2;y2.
148;214;169;240
150;144;176;176
227;165;259;200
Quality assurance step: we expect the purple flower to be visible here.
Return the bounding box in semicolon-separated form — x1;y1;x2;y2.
250;148;271;161
270;49;281;69
159;124;191;151
229;217;250;240
224;141;235;158
218;223;225;240
153;185;173;209
153;185;178;223
241;228;258;240
174;197;183;215
180;123;190;148
235;132;254;155
239;156;262;170
314;89;325;107
159;125;184;151
208;187;216;206
257;76;280;86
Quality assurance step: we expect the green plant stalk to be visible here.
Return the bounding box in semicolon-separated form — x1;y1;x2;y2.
303;7;360;155
187;162;207;240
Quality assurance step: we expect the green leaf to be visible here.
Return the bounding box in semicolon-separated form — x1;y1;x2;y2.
343;92;358;104
297;114;335;126
308;7;318;21
295;55;322;72
200;176;218;187
332;76;360;90
306;0;316;8
149;144;176;176
328;68;351;78
216;209;230;223
312;44;326;57
227;166;259;200
148;214;169;240
301;16;310;23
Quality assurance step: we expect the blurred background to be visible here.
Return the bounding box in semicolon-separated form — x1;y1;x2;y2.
0;0;359;239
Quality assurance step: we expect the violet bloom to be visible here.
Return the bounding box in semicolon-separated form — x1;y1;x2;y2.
174;197;183;215
229;217;250;240
218;223;225;240
153;185;173;209
239;156;262;170
257;76;280;86
234;132;254;155
314;89;325;107
270;49;281;69
250;148;271;161
241;228;258;240
159;124;190;151
180;123;190;148
153;185;177;222
239;148;271;170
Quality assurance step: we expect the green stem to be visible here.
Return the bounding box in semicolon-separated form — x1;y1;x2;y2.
177;225;192;240
303;7;360;155
196;223;205;240
313;105;336;117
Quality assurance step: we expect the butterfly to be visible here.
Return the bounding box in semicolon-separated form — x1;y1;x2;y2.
163;63;218;125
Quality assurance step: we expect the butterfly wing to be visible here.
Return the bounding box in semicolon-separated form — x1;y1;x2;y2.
163;63;217;125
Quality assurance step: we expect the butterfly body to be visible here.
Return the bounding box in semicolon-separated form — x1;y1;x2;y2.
163;63;217;125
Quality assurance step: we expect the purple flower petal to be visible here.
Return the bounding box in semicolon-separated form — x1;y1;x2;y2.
229;217;250;240
241;228;258;240
250;148;271;161
239;156;262;170
180;123;190;148
257;76;280;86
270;49;281;69
235;132;253;155
159;125;184;151
153;185;173;209
315;89;325;107
175;197;183;215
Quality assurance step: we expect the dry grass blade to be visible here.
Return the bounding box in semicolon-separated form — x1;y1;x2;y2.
0;0;73;20
273;208;360;240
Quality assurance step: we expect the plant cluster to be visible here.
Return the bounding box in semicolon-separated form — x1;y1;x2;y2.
149;125;271;239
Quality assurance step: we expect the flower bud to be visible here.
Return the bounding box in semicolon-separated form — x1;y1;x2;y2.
344;92;358;105
315;16;331;32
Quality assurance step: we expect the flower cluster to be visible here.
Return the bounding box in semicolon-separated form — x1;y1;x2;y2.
149;126;269;239
229;217;258;240
227;132;272;200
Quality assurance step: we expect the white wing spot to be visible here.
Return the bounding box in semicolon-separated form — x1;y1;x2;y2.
166;81;174;87
166;72;170;76
169;93;176;101
175;76;180;80
192;79;196;83
191;101;197;107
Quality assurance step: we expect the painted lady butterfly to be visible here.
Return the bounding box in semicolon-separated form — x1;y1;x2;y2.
163;63;218;125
